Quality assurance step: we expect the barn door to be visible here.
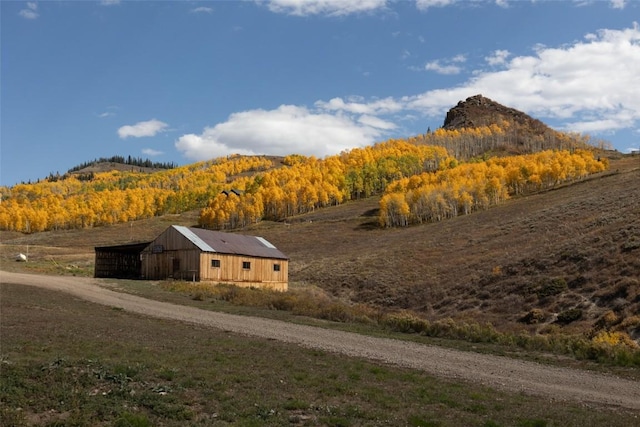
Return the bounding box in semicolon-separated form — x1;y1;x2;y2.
172;258;180;275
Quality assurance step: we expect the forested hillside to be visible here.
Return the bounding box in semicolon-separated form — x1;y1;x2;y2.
379;149;607;227
0;123;601;233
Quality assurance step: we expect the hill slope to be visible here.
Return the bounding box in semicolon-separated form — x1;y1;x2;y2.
254;155;640;335
2;156;638;339
1;96;635;339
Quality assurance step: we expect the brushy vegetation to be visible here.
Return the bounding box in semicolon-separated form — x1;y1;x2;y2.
161;281;640;367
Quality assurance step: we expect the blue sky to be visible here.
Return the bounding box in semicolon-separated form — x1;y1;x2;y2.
1;0;639;186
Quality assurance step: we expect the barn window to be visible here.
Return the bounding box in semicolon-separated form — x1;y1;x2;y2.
242;261;251;270
211;259;220;268
273;263;281;272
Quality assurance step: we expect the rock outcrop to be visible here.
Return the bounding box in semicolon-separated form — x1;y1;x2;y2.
443;94;550;136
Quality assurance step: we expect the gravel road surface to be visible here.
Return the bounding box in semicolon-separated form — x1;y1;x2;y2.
2;271;639;411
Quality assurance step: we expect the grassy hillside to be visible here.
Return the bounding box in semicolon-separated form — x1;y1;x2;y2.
255;155;639;335
2;155;638;347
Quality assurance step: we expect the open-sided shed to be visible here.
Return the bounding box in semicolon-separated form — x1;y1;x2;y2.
94;242;150;279
140;225;289;291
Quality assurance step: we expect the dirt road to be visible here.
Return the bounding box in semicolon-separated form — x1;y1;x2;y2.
2;270;639;412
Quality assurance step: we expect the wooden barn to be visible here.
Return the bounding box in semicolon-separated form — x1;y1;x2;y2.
94;242;150;279
140;225;289;291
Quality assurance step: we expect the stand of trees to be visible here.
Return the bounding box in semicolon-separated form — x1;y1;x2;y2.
409;121;592;160
198;141;451;229
0;156;274;232
378;149;608;228
67;155;178;173
0;127;604;233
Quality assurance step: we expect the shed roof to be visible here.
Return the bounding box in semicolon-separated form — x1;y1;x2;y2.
95;241;152;254
172;225;288;260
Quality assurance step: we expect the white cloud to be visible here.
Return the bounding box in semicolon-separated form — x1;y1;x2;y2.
118;119;169;139
415;0;455;11
191;6;214;14
333;23;639;141
358;115;397;130
97;106;118;118
424;55;466;75
19;2;38;20
100;0;121;5
610;0;626;9
408;23;640;133
175;105;389;160
142;148;164;156
315;96;403;115
175;24;640;161
262;0;388;16
485;49;510;66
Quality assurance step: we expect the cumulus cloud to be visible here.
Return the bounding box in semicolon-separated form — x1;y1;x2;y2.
97;106;118;119
191;6;214;14
485;49;510;66
425;61;461;75
406;23;640;134
424;54;466;75
19;2;38;20
415;0;455;11
262;0;388;16
118;119;168;139
175;24;640;161
142;148;164;156
610;0;626;9
175;105;390;160
315;96;403;115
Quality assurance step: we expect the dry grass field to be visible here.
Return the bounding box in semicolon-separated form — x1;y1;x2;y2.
1;154;639;426
2;155;639;339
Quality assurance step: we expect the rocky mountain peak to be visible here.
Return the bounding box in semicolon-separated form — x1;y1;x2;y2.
443;94;550;135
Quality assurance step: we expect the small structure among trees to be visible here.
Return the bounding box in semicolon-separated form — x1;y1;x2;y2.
139;225;288;291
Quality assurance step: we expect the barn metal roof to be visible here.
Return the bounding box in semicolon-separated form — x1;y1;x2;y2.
172;225;288;260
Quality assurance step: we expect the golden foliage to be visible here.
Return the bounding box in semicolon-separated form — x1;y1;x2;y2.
198;140;451;229
592;331;639;349
0;155;274;232
1;127;603;233
379;150;607;227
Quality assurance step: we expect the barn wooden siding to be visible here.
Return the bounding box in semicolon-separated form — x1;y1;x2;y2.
140;225;288;290
200;253;288;291
141;226;202;280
